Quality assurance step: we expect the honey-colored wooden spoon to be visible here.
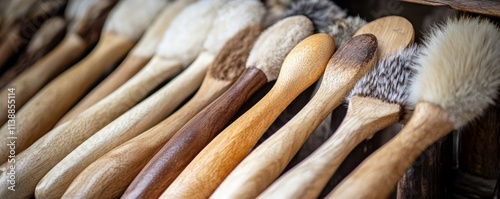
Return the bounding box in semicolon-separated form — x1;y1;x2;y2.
161;33;335;199
124;15;314;199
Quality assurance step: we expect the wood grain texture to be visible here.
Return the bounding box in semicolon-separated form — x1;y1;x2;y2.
161;33;334;199
0;34;85;125
0;33;134;164
123;68;267;199
260;97;399;199
354;16;414;58
56;55;150;124
402;0;500;17
0;55;183;199
36;53;213;199
212;34;377;199
122;26;263;199
327;102;454;199
62;45;249;198
0;17;66;89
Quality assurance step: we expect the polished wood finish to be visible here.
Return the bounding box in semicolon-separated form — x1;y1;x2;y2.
57;56;150;124
160;33;334;199
0;33;134;163
327;102;454;199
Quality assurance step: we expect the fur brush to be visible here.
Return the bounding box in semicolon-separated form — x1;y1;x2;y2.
329;17;500;199
285;0;346;33
327;16;367;48
247;15;314;81
103;0;171;40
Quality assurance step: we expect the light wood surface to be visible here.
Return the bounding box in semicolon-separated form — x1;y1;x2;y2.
0;33;134;164
160;33;335;199
62;52;244;199
0;34;86;126
35;53;213;199
0;54;183;199
212;34;378;199
213;16;414;199
259;97;399;198
121;25;263;199
354;16;414;58
327;102;454;199
57;55;150;124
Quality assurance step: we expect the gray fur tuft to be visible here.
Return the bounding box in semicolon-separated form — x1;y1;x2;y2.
347;45;420;111
285;0;346;33
326;16;367;48
410;17;500;129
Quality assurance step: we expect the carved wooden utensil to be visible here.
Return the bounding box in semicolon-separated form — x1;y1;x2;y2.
56;0;197;124
328;17;500;199
61;24;260;199
23;1;224;198
253;16;415;199
0;0;117;125
0;0;169;165
161;33;335;199
36;1;264;198
0;17;66;89
123;15;314;199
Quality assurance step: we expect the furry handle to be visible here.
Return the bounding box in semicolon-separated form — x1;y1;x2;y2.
327;102;453;199
122;67;268;199
260;97;400;198
161;33;334;199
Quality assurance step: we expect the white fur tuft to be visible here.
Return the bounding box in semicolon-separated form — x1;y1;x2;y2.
157;0;226;67
65;0;94;22
203;0;265;54
103;0;170;40
348;45;419;110
246;16;314;81
130;0;196;57
327;16;367;48
410;17;500;128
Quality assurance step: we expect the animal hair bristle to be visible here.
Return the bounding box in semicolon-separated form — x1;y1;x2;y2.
410;17;500;128
246;15;313;81
157;0;224;67
203;0;265;55
327;16;367;48
285;0;346;33
347;45;420;112
210;25;261;81
103;0;169;40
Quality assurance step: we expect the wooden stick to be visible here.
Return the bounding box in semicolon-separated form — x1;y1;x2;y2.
62;25;256;198
327;102;454;199
0;33;134;161
0;17;66;89
56;0;196;124
38;52;214;199
161;33;334;199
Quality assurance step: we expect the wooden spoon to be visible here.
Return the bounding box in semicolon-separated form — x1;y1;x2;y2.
161;33;335;199
56;0;197;124
123;15;314;199
36;1;263;198
249;16;414;199
0;17;66;89
0;0;117;126
61;25;260;199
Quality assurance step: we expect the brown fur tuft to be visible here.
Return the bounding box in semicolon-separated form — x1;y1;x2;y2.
210;25;261;81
